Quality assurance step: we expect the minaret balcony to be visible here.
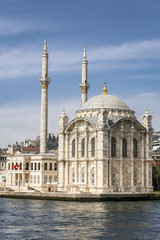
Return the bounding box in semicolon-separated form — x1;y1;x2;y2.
40;76;50;85
80;83;90;91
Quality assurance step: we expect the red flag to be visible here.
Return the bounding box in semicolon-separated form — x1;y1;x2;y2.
14;165;20;170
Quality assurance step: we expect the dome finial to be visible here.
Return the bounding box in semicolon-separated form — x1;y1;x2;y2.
102;82;108;95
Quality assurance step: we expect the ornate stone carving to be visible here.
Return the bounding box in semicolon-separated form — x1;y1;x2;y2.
142;107;152;129
97;109;109;129
58;108;69;133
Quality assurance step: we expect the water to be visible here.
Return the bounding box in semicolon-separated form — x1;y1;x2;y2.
0;198;160;240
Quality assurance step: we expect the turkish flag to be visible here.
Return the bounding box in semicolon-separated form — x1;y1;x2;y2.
14;165;20;170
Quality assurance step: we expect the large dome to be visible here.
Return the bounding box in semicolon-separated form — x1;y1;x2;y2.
81;94;130;110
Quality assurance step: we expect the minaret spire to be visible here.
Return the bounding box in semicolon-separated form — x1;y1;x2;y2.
83;44;86;59
44;36;47;52
40;37;50;153
80;44;90;107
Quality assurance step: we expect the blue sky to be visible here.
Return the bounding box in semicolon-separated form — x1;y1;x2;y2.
0;0;160;147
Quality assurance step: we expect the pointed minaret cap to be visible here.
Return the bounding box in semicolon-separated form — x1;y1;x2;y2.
146;106;149;114
145;106;149;116
62;107;66;115
44;36;47;52
83;44;86;59
102;82;108;95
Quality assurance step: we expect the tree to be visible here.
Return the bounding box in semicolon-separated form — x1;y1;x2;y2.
152;164;160;191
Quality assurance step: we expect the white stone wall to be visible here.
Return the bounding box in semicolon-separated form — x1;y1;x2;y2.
58;114;153;194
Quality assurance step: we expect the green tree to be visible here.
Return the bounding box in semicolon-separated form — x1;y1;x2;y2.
152;165;160;191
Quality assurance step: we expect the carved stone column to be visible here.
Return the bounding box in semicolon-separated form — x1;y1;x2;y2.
95;131;98;158
105;160;109;188
75;161;78;183
109;160;112;187
120;160;123;188
146;161;149;188
57;161;64;190
75;127;78;159
85;161;88;184
130;132;134;188
141;135;145;187
65;134;69;160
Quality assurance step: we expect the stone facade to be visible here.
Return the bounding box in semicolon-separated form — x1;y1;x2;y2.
6;154;57;192
57;48;153;194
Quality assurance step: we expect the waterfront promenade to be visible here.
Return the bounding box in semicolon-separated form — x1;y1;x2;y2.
0;191;157;201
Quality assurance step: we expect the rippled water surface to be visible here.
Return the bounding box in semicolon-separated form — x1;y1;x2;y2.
0;198;160;240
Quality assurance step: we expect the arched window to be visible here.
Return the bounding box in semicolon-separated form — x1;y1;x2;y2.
26;162;29;170
134;168;137;186
30;175;32;184
133;138;138;158
81;167;85;183
54;163;57;171
111;169;116;186
49;163;52;170
91;167;95;186
31;163;33;170
44;162;47;170
37;175;40;184
38;162;40;170
72;168;75;183
122;138;127;158
34;175;36;184
91;137;95;157
34;163;37;171
72;139;75;158
111;137;116;157
81;138;85;157
44;175;47;184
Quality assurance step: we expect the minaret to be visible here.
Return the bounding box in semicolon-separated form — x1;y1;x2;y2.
40;37;50;153
80;45;90;107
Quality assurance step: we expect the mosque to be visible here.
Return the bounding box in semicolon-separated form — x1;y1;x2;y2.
6;39;153;194
57;46;153;194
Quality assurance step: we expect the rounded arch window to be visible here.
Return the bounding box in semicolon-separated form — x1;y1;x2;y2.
91;137;95;157
133;138;138;158
81;138;85;157
72;139;75;158
122;138;127;158
111;137;116;157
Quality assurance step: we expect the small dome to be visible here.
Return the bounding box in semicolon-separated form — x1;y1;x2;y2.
81;94;130;110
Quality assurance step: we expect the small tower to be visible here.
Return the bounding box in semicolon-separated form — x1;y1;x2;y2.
40;37;50;153
142;107;152;129
58;108;69;133
80;45;90;107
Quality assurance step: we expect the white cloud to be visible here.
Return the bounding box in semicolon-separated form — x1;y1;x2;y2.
124;92;160;131
89;39;160;61
1;39;160;81
0;18;64;35
0;20;30;35
0;98;80;148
